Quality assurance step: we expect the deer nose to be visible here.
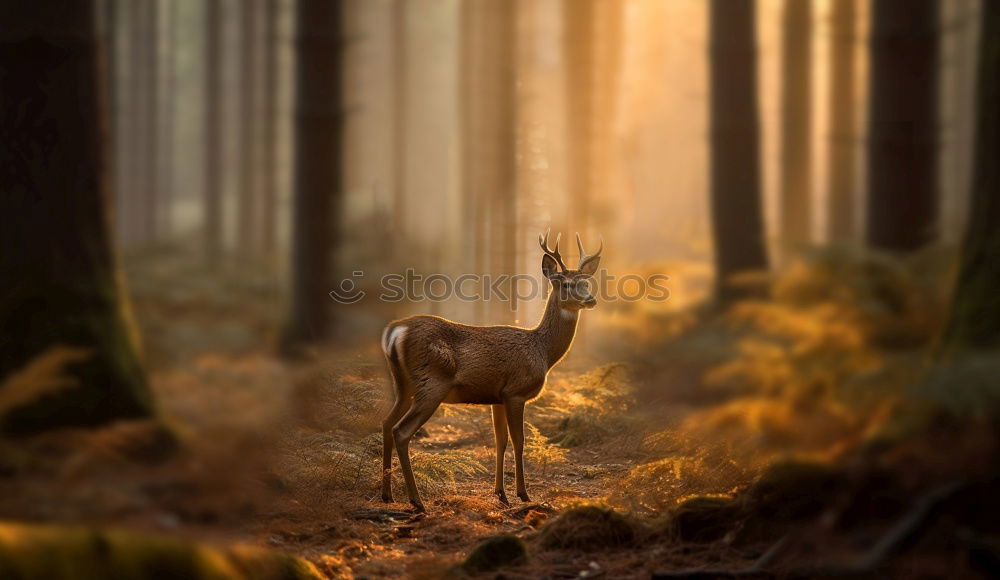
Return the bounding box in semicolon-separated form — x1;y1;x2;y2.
583;297;597;308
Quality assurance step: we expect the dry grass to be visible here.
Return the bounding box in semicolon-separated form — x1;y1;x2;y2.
1;244;990;578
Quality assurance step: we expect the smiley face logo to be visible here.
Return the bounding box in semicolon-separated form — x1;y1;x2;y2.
329;271;366;304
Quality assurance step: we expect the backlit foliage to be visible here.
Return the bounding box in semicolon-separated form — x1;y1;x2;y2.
613;247;957;512
524;422;568;476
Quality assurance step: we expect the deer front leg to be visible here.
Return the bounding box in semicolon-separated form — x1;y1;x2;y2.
393;385;447;512
504;398;530;502
491;404;509;505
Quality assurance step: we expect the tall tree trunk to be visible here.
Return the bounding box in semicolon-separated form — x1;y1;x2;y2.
461;0;517;325
826;0;858;241
708;0;769;303
204;0;223;266
109;0;132;245
143;0;159;242
779;0;812;252
562;0;624;245
563;0;595;235
391;0;407;256
943;0;1000;350
238;0;260;256
126;0;146;246
284;0;343;345
158;0;174;238
866;0;940;252
0;0;155;433
260;0;279;255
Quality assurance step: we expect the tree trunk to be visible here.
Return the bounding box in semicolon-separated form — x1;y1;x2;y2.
563;0;595;235
826;0;858;241
461;0;517;325
708;0;769;303
204;0;223;266
943;0;1000;350
237;0;260;257
158;0;175;238
284;0;343;345
143;0;159;242
562;0;623;246
126;0;146;246
866;0;940;252
260;0;279;255
391;0;407;255
0;0;155;433
779;0;812;251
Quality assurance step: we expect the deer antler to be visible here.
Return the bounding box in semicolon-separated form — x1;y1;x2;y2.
539;229;567;271
576;232;603;270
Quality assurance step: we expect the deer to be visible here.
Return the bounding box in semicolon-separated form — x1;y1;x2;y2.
379;232;602;512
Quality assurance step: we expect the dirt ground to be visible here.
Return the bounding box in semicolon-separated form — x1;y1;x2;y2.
4;248;994;578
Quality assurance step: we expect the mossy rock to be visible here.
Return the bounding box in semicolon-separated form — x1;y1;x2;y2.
670;496;741;543
0;521;325;580
745;460;847;522
461;534;528;574
537;505;640;550
835;469;908;529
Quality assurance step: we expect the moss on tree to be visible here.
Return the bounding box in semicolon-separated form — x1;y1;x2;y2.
0;4;155;433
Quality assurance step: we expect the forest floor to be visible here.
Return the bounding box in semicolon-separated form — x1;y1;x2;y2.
2;245;998;578
0;344;730;578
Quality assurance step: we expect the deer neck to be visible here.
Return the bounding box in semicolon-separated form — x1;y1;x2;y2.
533;289;580;368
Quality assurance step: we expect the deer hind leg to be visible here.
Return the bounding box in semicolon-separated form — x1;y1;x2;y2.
504;398;531;502
393;381;448;512
491;404;509;505
381;344;412;503
381;392;412;503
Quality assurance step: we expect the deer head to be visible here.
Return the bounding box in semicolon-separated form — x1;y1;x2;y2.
539;230;602;310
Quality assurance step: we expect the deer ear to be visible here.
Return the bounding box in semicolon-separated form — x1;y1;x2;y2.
578;255;601;277
542;254;560;280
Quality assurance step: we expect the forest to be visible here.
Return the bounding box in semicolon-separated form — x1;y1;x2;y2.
1;0;999;578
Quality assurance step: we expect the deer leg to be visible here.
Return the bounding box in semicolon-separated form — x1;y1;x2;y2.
393;385;447;512
491;404;509;505
381;393;412;502
504;398;531;502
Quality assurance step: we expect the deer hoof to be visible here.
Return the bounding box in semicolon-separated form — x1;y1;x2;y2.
381;493;393;503
495;491;510;506
411;501;426;513
517;491;531;502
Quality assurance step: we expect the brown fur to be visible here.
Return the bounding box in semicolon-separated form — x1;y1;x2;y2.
380;234;602;511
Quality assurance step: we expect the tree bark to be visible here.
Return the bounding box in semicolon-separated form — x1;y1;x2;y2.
779;0;812;250
562;0;623;246
284;0;343;345
260;0;280;255
708;0;769;303
563;0;595;235
126;0;145;246
143;0;159;242
943;0;1000;350
391;0;407;255
461;0;517;325
237;0;260;256
204;0;223;266
866;0;940;252
826;0;858;241
0;0;155;433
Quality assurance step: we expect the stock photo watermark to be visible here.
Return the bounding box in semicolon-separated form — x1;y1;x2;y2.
329;269;670;310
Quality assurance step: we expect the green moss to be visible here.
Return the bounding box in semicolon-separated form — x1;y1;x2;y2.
0;276;156;434
461;535;528;574
537;505;640;550
745;460;847;522
0;521;324;580
669;496;741;543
